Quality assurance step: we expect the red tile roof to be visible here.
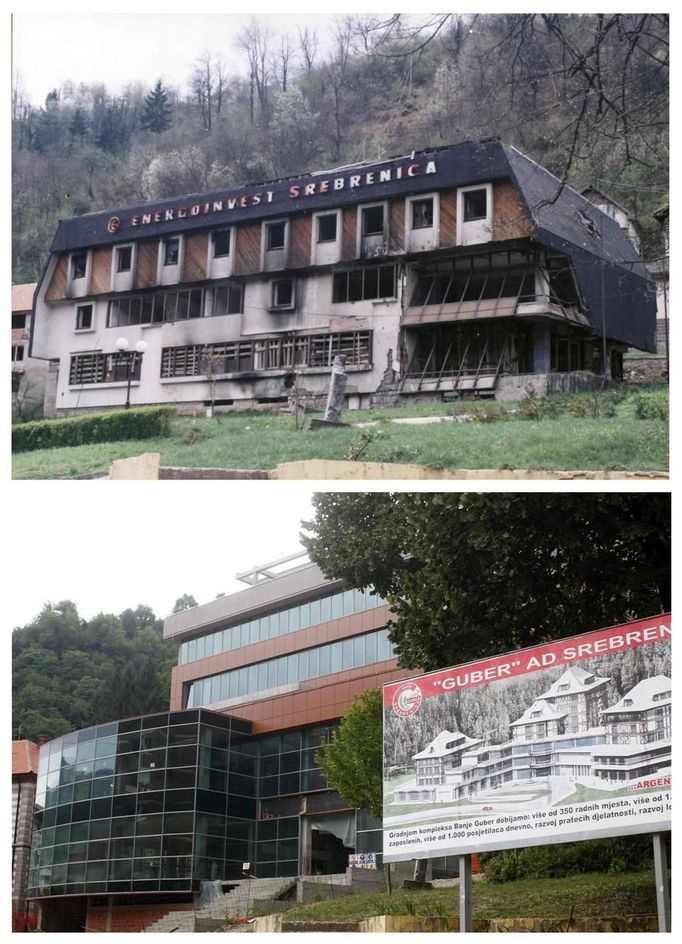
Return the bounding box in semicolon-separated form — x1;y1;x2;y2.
12;740;39;776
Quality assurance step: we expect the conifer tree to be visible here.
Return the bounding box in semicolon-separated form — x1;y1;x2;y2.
141;79;173;134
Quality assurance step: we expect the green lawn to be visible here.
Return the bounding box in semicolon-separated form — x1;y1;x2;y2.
279;870;659;922
12;387;668;479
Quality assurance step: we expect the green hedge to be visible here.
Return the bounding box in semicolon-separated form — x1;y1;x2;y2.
479;835;658;883
12;406;175;453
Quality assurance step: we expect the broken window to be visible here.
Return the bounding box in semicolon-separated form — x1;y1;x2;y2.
332;264;396;303
212;229;231;258
107;286;210;327
317;214;337;243
546;256;581;307
409;252;536;307
266;221;286;251
115;246;133;273
71;252;87;280
463;188;487;222
161;331;371;379
361;205;384;236
69;351;142;385
550;326;587;372
411;198;434;229
163;238;180;266
212;282;244;316
271;279;295;310
75;304;93;330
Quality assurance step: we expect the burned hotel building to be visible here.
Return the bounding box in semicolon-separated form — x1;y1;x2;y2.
29;139;655;416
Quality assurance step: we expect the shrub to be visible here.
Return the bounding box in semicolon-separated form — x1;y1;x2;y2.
469;402;506;423
564;395;590;417
633;394;668;420
479;835;655;883
12;406;175;453
517;387;544;420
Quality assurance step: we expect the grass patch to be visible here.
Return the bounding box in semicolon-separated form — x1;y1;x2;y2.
282;869;659;922
12;387;668;479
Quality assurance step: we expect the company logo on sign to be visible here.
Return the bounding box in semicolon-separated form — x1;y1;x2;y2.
392;682;423;717
107;216;121;234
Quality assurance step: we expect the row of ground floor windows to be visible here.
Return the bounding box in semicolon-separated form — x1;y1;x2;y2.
69;331;373;385
68;323;597;388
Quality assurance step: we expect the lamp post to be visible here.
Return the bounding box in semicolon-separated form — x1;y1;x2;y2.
115;337;147;409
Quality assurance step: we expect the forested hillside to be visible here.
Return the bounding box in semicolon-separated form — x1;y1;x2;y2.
12;14;668;282
12;601;179;742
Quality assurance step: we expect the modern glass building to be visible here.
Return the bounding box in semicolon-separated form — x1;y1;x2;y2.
26;709;257;902
27;555;419;931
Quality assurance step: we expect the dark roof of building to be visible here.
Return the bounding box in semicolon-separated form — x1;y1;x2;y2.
12;739;39;776
503;146;647;279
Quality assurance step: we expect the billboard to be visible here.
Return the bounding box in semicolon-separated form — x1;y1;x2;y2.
382;615;671;862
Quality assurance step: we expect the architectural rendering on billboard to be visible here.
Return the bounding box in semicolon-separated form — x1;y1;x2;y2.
382;615;671;862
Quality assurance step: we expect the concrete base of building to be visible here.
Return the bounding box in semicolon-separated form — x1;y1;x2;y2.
495;370;603;401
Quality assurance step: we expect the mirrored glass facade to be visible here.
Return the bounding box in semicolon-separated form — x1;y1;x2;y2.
27;710;257;898
178;587;387;665
185;627;395;708
26;712;352;895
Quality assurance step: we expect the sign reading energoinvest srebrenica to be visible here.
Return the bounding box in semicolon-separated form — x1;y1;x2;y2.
382;615;671;862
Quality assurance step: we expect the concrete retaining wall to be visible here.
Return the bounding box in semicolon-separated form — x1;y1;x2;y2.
269;459;667;480
253;912;659;933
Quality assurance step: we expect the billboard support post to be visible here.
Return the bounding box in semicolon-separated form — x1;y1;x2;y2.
652;832;670;932
458;853;472;932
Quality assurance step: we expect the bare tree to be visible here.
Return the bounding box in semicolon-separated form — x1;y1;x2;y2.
321;18;355;158
297;26;318;74
271;33;295;92
192;51;228;133
362;13;668;188
236;18;272;122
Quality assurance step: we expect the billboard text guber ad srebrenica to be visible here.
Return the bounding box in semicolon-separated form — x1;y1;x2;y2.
382;615;671;862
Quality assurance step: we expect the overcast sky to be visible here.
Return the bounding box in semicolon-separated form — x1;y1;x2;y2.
11;10;340;105
11;5;651;106
8;484;320;630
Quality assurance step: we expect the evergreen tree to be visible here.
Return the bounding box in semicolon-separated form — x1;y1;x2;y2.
141;79;173;134
68;106;88;148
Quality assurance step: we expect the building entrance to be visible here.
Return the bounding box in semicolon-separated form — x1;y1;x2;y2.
300;811;355;876
311;828;352;875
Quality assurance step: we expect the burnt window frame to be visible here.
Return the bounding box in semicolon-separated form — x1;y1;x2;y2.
69;350;144;386
212;229;231;258
361;204;385;237
332;264;397;304
266;221;287;252
163;237;181;267
316;213;338;243
462;188;488;222
75;303;94;331
270;279;295;311
161;331;372;380
211;281;244;317
71;252;88;281
411;197;434;230
115;245;133;273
